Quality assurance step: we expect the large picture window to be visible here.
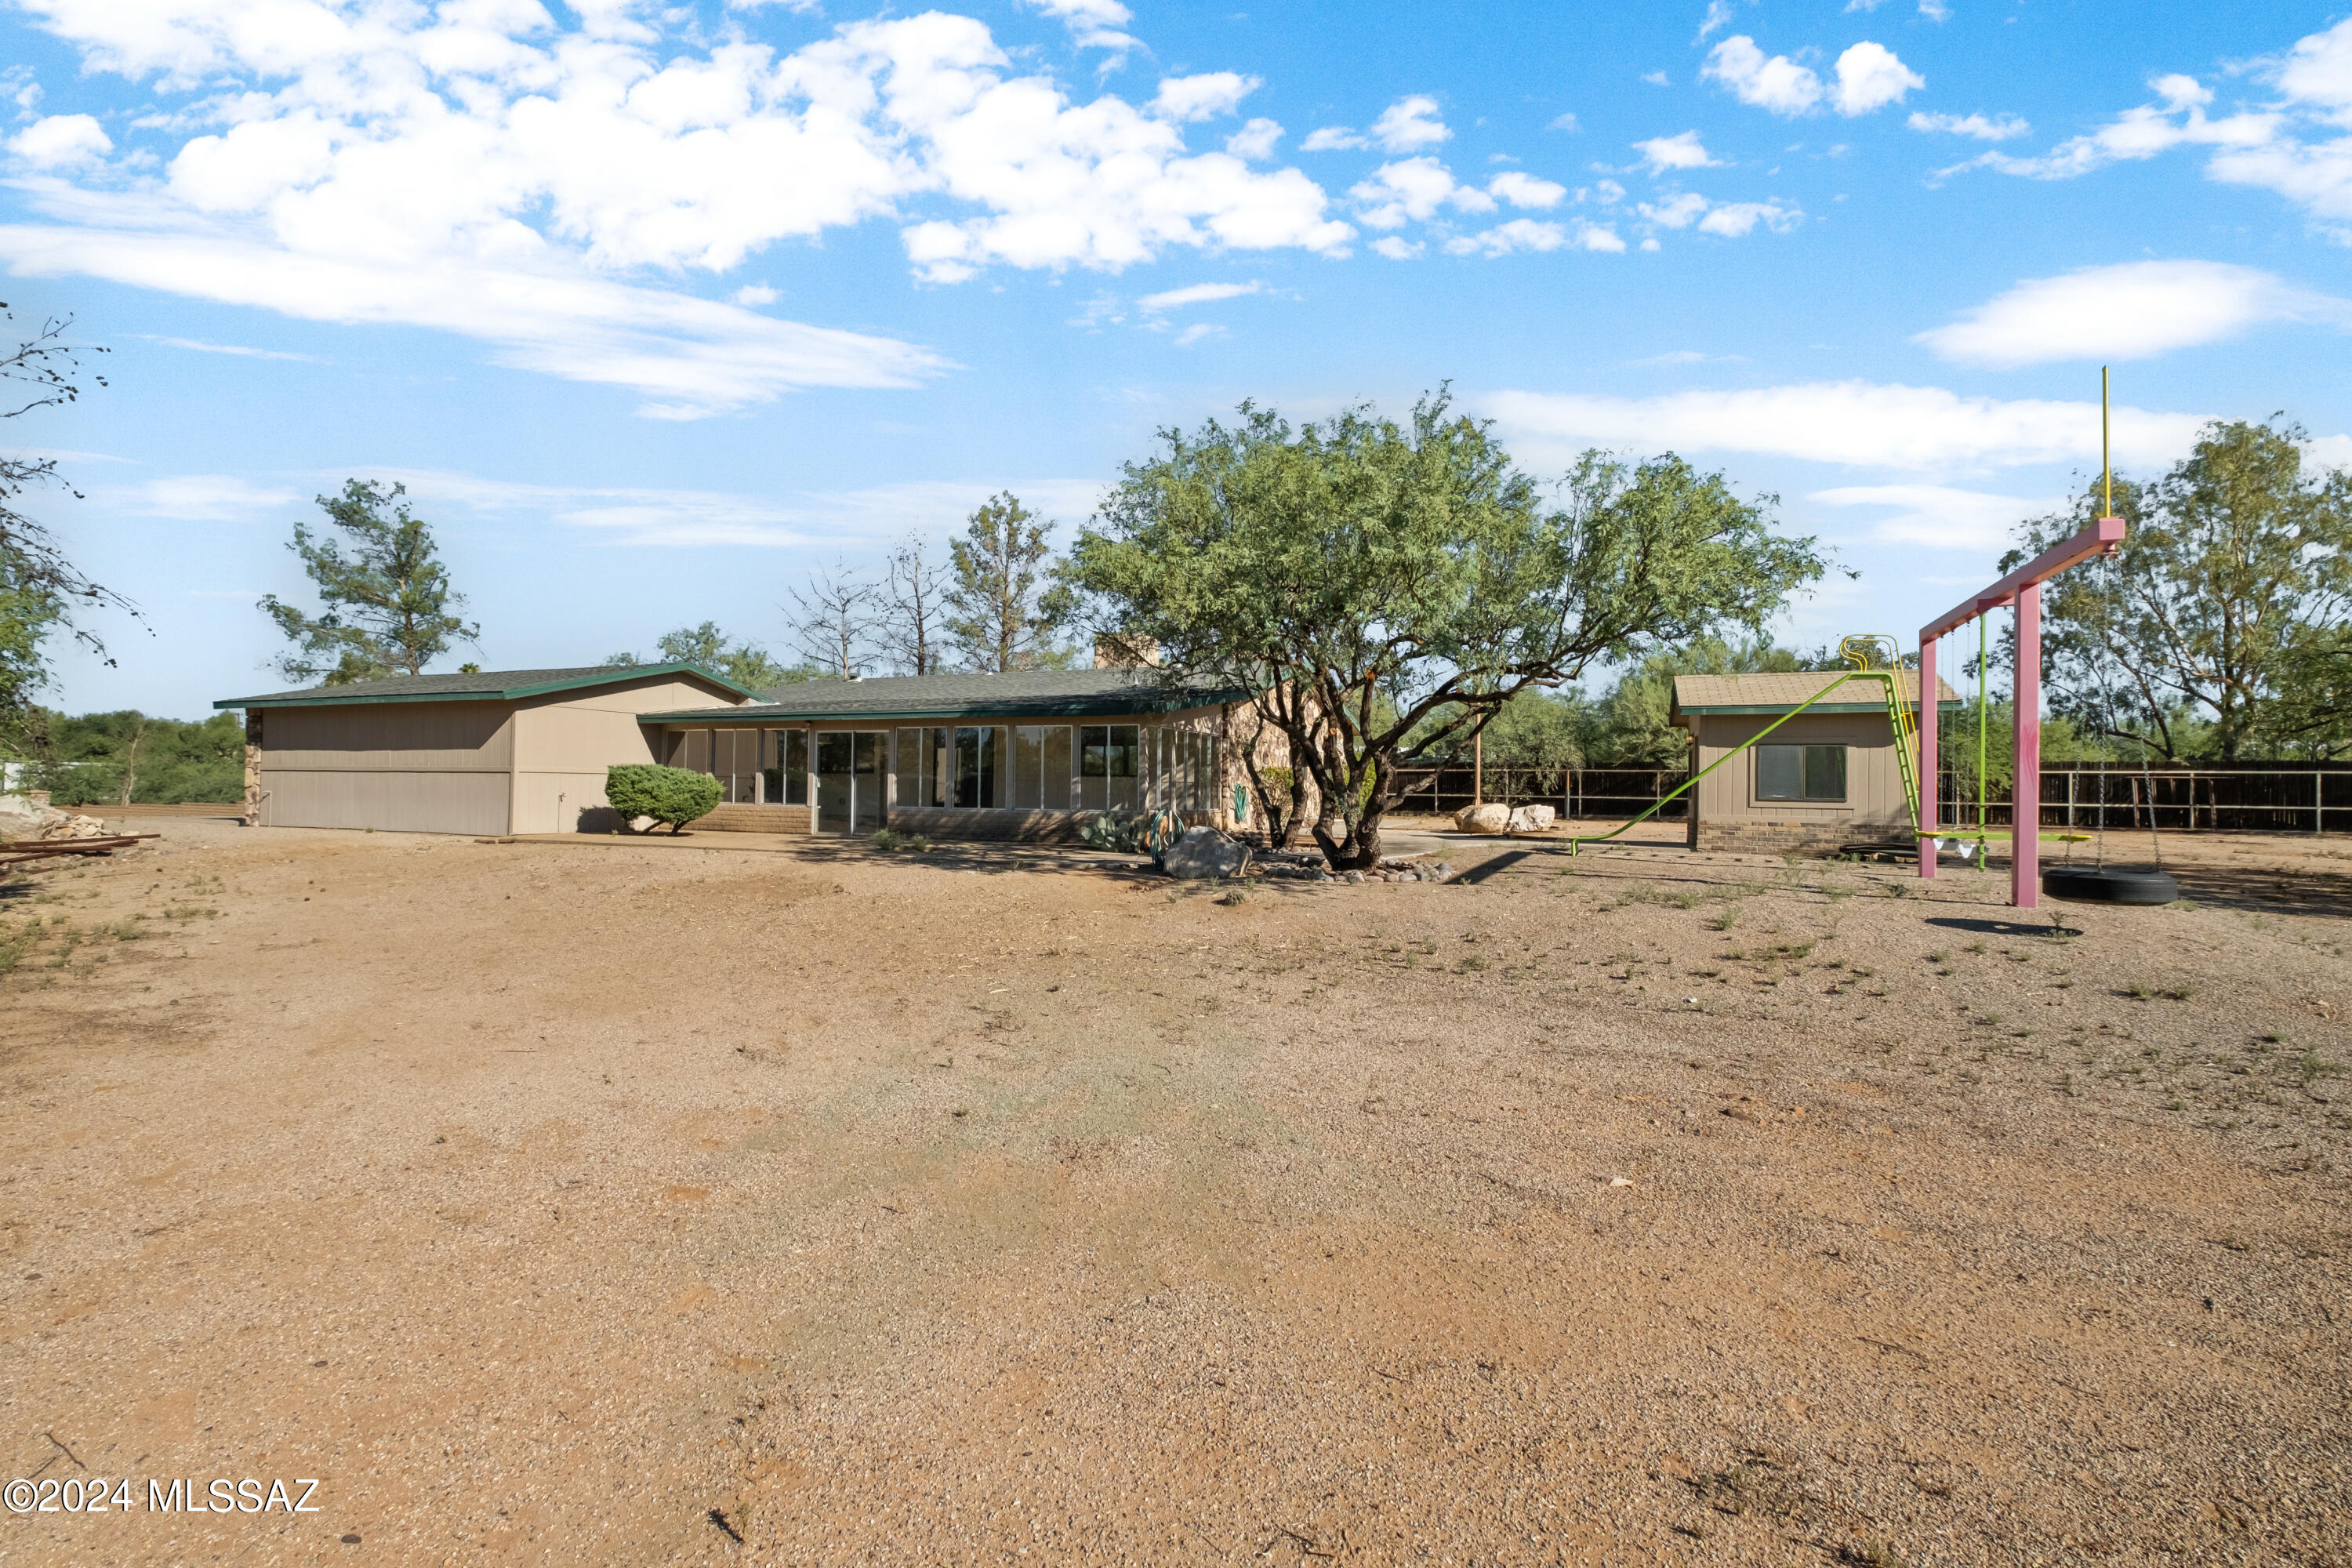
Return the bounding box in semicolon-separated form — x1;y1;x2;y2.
1079;724;1139;811
1755;743;1847;802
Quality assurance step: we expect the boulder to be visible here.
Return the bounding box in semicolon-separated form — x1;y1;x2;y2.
0;795;46;844
1507;804;1557;833
1162;825;1252;881
1453;802;1511;835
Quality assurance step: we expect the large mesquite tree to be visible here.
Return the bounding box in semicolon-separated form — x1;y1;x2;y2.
1063;394;1825;869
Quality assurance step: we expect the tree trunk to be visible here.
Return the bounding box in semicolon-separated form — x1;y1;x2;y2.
1279;771;1308;849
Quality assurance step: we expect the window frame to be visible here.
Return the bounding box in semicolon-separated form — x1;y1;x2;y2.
1753;742;1849;804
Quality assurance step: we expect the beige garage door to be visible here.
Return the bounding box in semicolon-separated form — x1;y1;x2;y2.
261;770;510;835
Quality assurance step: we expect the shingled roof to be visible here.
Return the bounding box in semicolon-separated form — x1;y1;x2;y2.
1671;670;1960;721
215;662;760;710
646;667;1250;724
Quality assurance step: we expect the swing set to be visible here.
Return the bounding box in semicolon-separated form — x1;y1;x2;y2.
1915;367;2176;909
1567;369;2176;909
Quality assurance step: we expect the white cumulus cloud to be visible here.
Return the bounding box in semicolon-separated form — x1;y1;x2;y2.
1348;158;1494;229
1151;72;1259;123
1915;260;2352;367
1633;131;1719;172
1703;37;1824;116
1830;42;1924;116
0;5;1362;413
1021;0;1138;53
1370;96;1451;152
8;113;111;169
1637;191;1801;237
1487;171;1567;208
1703;35;1921;118
1225;118;1283;161
1697;200;1802;237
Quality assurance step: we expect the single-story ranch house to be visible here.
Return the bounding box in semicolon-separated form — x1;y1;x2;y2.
1671;670;1960;855
217;659;1255;840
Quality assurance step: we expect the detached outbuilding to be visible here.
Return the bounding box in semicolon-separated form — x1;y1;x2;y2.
1671;670;1960;855
216;664;759;836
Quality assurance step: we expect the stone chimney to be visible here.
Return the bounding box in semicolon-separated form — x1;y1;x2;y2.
1093;633;1160;670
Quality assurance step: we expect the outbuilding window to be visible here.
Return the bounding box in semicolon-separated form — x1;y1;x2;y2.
1755;743;1847;802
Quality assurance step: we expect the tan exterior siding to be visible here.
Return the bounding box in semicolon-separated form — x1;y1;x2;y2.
259;702;514;772
510;675;744;833
251;674;750;837
261;769;511;835
1687;710;1909;852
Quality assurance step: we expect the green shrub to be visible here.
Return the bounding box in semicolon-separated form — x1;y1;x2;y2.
869;828;931;852
605;764;721;834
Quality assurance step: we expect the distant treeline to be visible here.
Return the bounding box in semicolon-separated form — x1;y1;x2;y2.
7;710;245;806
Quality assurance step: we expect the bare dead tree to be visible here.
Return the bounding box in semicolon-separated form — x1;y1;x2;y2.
878;534;946;676
783;560;876;677
118;713;150;805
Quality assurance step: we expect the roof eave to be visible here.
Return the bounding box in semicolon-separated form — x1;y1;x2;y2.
215;661;759;711
640;688;1250;724
1678;699;1965;716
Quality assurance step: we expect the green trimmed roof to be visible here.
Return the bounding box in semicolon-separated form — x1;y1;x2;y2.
645;667;1249;724
215;662;761;710
1671;670;1962;719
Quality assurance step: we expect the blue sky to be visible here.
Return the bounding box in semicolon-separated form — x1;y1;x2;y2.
4;0;2350;717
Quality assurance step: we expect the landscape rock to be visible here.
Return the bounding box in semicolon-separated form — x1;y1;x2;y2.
1162;826;1252;880
43;813;111;840
1453;802;1511;834
1506;804;1557;833
0;796;47;844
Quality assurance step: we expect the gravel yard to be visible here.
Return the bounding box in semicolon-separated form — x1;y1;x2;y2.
2;819;2347;1566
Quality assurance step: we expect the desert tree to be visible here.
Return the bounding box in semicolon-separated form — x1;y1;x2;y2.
2;302;127;749
260;480;478;684
1062;393;1825;869
946;492;1072;672
785;561;876;677
879;533;948;675
2013;418;2352;760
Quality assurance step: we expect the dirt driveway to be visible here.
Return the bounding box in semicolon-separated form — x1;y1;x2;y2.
2;821;2347;1566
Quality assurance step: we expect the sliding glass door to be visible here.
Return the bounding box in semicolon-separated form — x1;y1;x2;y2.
814;731;888;833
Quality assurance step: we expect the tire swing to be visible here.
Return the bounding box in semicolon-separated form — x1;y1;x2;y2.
2044;546;2177;906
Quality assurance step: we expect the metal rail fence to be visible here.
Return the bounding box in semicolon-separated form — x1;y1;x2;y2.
1393;764;2352;834
1389;767;1692;821
1940;764;2352;835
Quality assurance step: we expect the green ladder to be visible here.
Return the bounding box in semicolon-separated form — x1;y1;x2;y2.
1566;636;1919;855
